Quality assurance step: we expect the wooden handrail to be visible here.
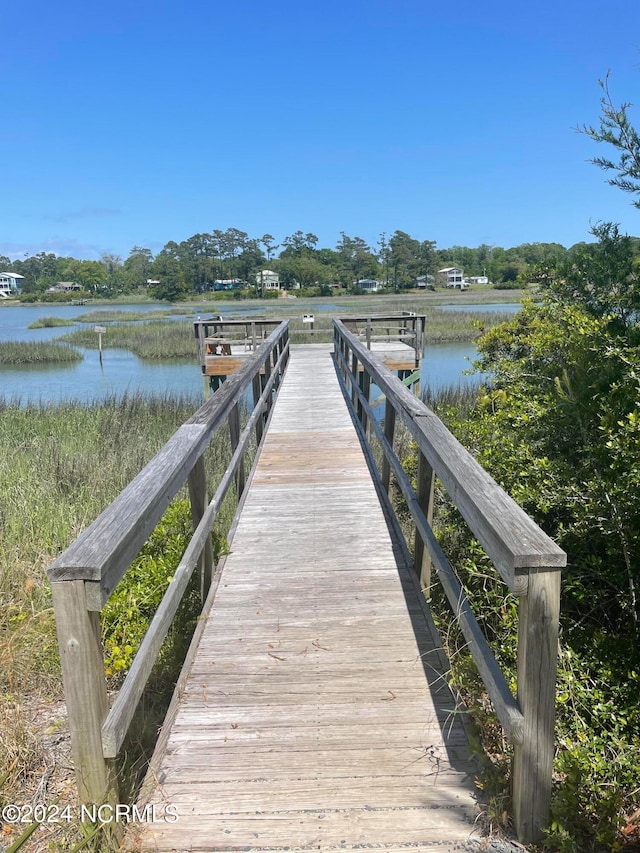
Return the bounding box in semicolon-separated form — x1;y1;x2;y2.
334;320;564;592
333;319;565;844
48;321;289;807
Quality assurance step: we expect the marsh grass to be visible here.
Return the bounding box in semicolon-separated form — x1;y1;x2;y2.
60;320;196;359
0;391;243;850
427;308;506;342
75;308;190;324
0;341;82;365
26;317;75;329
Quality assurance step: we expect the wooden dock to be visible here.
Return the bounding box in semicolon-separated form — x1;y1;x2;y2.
133;344;479;852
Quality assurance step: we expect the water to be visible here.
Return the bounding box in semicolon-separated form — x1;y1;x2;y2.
436;302;522;314
0;301;518;404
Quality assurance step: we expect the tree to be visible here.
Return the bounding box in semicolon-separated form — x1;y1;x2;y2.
545;222;639;328
335;233;379;286
100;253;123;294
149;245;188;302
580;71;640;207
259;234;279;263
123;247;154;290
388;230;422;289
281;231;318;255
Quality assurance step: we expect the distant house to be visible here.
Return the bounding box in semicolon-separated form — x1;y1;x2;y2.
465;275;489;285
438;267;464;288
213;279;243;291
0;272;24;296
355;278;380;293
46;281;82;293
256;270;280;291
415;274;435;289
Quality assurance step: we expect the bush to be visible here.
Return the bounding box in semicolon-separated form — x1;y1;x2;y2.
422;301;640;851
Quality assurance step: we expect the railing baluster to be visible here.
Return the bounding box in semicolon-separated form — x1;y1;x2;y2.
188;456;214;600
381;404;396;494
229;402;245;498
414;450;435;593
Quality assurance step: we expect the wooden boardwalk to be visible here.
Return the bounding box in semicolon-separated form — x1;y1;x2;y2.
134;344;480;852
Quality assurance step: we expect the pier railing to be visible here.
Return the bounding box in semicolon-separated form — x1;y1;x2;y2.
47;321;289;806
339;311;425;365
333;319;566;844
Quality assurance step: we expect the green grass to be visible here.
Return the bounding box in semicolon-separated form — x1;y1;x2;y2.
26;316;75;329
0;340;82;364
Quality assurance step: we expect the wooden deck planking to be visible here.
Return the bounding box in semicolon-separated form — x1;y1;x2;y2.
133;344;478;852
204;340;418;377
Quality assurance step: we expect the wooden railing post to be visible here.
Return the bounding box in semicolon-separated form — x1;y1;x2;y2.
414;451;435;592
252;374;264;445
229;402;245;498
351;353;359;407
359;370;371;436
381;404;396;494
512;569;561;843
188;456;215;601
50;580;117;806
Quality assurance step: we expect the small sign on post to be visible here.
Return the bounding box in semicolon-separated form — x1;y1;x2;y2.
302;314;315;331
94;325;107;363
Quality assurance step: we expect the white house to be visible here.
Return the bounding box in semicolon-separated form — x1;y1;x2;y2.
0;272;24;296
438;267;464;287
355;278;380;293
465;275;489;285
256;270;280;291
46;281;81;293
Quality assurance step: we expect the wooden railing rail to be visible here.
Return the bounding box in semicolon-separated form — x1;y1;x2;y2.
339;312;425;361
333;319;566;844
48;321;290;806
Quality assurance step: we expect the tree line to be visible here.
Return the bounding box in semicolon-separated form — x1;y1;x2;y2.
4;228;637;302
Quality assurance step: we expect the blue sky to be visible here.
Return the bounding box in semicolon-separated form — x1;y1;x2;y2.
2;0;640;261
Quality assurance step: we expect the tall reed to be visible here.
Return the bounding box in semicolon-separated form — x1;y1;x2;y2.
0;341;82;365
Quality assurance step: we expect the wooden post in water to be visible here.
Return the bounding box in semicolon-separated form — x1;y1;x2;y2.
94;325;106;366
512;569;561;843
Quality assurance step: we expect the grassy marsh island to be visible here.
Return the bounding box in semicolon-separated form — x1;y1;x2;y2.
0;340;82;365
26;316;76;329
74;307;191;324
60;319;196;359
